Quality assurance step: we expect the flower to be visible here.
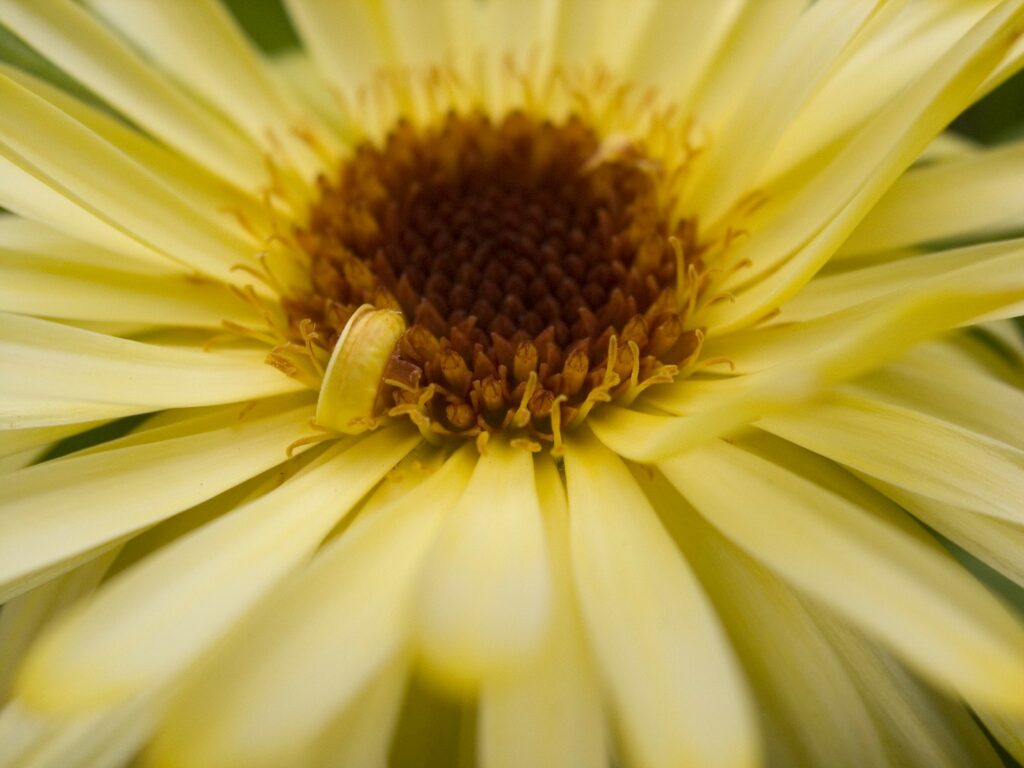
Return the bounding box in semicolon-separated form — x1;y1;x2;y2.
1;0;1024;766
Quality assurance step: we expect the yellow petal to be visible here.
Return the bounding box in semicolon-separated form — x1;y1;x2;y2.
414;438;552;692
0;0;265;190
0;549;117;700
623;0;743;103
659;438;1024;713
701;0;1024;333
843;138;1024;254
870;482;1024;590
282;0;392;97
17;427;421;716
810;610;1006;768
593;264;1024;462
84;0;333;179
564;430;757;768
639;469;887;768
0;313;304;429
759;390;1024;524
0;73;260;284
0;399;314;602
762;0;1002;182
478;456;606;768
693;0;890;225
147;442;464;768
773;238;1024;326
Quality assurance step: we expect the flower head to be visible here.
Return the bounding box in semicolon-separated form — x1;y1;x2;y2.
1;1;1024;767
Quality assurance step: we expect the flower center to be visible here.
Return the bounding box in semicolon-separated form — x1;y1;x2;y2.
289;112;702;447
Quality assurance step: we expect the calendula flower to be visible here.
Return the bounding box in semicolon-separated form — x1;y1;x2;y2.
2;0;1024;766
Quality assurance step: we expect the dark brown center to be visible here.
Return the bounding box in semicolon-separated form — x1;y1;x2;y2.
288;112;701;444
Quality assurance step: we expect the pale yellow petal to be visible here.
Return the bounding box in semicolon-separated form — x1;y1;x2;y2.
0;63;266;240
773;238;1024;326
871;482;1024;589
692;0;890;225
623;0;743;105
0;73;261;284
811;610;1006;768
639;468;886;768
0;695;160;768
593;259;1024;462
849;343;1024;450
84;0;332;179
659;438;1024;712
478;456;606;768
282;0;392;96
758;390;1024;524
17;427;421;716
0;248;259;328
415;439;552;691
762;0;1000;182
564;430;756;768
0;0;265;190
0;160;165;264
690;0;808;134
552;0;656;74
0;399;315;602
0;421;104;460
147;442;458;767
0;313;304;429
309;653;411;768
843;139;1024;254
0;550;116;700
700;0;1024;333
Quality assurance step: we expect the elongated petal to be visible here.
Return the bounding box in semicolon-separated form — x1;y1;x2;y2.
762;1;1003;181
639;469;886;768
564;430;756;768
0;550;116;699
848;344;1024;450
0;162;165;263
18;427;421;716
0;0;265;190
844;138;1024;254
592;260;1024;462
478;457;606;768
0;73;259;283
414;439;552;690
148;444;465;768
659;439;1024;712
701;0;1024;333
0;399;314;602
870;481;1024;590
774;238;1024;326
283;0;392;96
623;0;743;103
84;0;331;178
759;390;1024;524
309;653;412;768
811;609;1006;768
0;313;303;428
0;695;159;768
0;250;258;328
693;0;888;224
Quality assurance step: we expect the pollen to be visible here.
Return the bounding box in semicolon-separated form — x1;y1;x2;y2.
287;112;705;445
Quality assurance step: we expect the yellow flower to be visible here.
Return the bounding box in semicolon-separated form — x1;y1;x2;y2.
1;1;1024;767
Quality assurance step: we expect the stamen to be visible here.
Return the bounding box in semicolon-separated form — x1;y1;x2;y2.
285;111;707;445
